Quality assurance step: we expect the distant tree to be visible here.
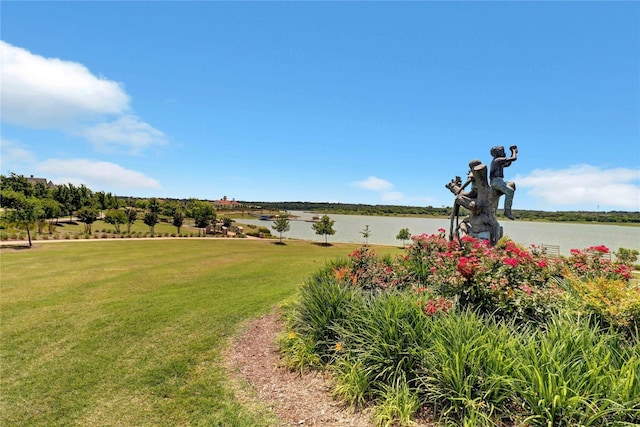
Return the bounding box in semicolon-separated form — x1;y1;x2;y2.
104;209;127;233
0;173;33;196
2;191;42;247
125;207;138;234
186;199;216;229
52;184;73;221
361;224;371;245
147;197;161;214
38;198;61;234
221;216;234;228
143;211;159;235
272;215;291;243
396;227;411;248
77;206;99;234
172;210;184;234
311;215;336;245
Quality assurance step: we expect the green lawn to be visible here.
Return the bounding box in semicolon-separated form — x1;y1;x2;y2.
1;239;399;426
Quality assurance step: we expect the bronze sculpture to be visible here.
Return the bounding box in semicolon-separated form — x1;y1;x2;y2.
446;146;518;245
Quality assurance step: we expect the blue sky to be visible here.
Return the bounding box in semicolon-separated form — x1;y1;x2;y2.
1;2;639;211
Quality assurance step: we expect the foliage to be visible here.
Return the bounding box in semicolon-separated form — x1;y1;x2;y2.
311;214;336;244
104;209;127;233
1;190;42;247
272;215;290;243
360;224;371;245
125;207;138;233
334;246;412;291
282;233;640;426
172;210;184;234
186;198;216;228
559;275;640;336
615;247;639;266
77;206;99;234
396;227;410;248
143;211;159;235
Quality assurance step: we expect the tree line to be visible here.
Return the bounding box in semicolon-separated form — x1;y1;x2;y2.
249;201;640;224
0;173;219;247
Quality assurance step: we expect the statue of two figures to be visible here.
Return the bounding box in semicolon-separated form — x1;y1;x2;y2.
446;145;518;246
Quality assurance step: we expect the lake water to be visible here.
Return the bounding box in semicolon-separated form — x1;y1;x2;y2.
240;211;640;256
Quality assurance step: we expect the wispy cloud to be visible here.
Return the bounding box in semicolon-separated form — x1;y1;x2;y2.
0;138;37;166
352;176;405;203
82;116;168;155
516;165;640;210
37;158;161;191
352;176;394;191
0;41;167;153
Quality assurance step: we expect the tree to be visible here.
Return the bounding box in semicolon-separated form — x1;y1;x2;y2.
172;210;184;234
147;197;161;214
38;198;61;234
186;199;216;229
272;215;291;243
311;215;336;245
2;191;42;247
143;211;159;235
396;227;411;248
125;208;138;234
77;206;99;234
104;209;127;234
361;224;371;245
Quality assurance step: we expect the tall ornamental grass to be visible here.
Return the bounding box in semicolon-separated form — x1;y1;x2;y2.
281;232;640;426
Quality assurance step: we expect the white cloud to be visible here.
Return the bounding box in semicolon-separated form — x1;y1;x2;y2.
1;41;129;127
0;41;166;153
381;191;404;202
352;176;394;191
0;138;37;166
37;159;161;191
82;115;168;154
515;165;640;210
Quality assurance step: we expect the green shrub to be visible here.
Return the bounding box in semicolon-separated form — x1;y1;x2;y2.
511;314;640;426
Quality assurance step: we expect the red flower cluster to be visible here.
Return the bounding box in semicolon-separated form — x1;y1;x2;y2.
420;297;452;316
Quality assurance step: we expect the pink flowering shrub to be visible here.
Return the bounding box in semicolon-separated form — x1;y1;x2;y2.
404;232;634;323
333;230;636;326
335;246;412;291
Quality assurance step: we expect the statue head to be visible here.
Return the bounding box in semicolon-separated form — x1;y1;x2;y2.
490;146;505;158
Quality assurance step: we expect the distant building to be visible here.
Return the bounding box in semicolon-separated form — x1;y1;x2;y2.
212;196;243;209
26;175;55;188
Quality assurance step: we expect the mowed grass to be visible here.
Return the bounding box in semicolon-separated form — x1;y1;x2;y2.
1;239;397;426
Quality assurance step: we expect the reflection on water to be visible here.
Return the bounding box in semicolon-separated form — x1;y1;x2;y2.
240;211;640;256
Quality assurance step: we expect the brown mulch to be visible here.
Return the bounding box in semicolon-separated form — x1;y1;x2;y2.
223;311;375;426
224;310;435;426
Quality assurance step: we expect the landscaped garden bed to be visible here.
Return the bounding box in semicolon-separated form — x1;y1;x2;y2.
280;231;640;426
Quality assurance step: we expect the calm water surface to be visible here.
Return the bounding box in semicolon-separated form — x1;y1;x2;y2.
241;211;640;255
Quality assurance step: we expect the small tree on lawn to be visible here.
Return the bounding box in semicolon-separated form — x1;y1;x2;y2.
77;206;99;234
173;210;184;234
361;224;371;245
125;207;138;234
2;190;42;247
272;215;291;243
104;209;127;234
143;211;159;235
311;215;336;245
396;227;411;248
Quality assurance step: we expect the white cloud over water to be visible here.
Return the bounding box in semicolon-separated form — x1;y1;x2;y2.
515;165;640;210
352;176;405;203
